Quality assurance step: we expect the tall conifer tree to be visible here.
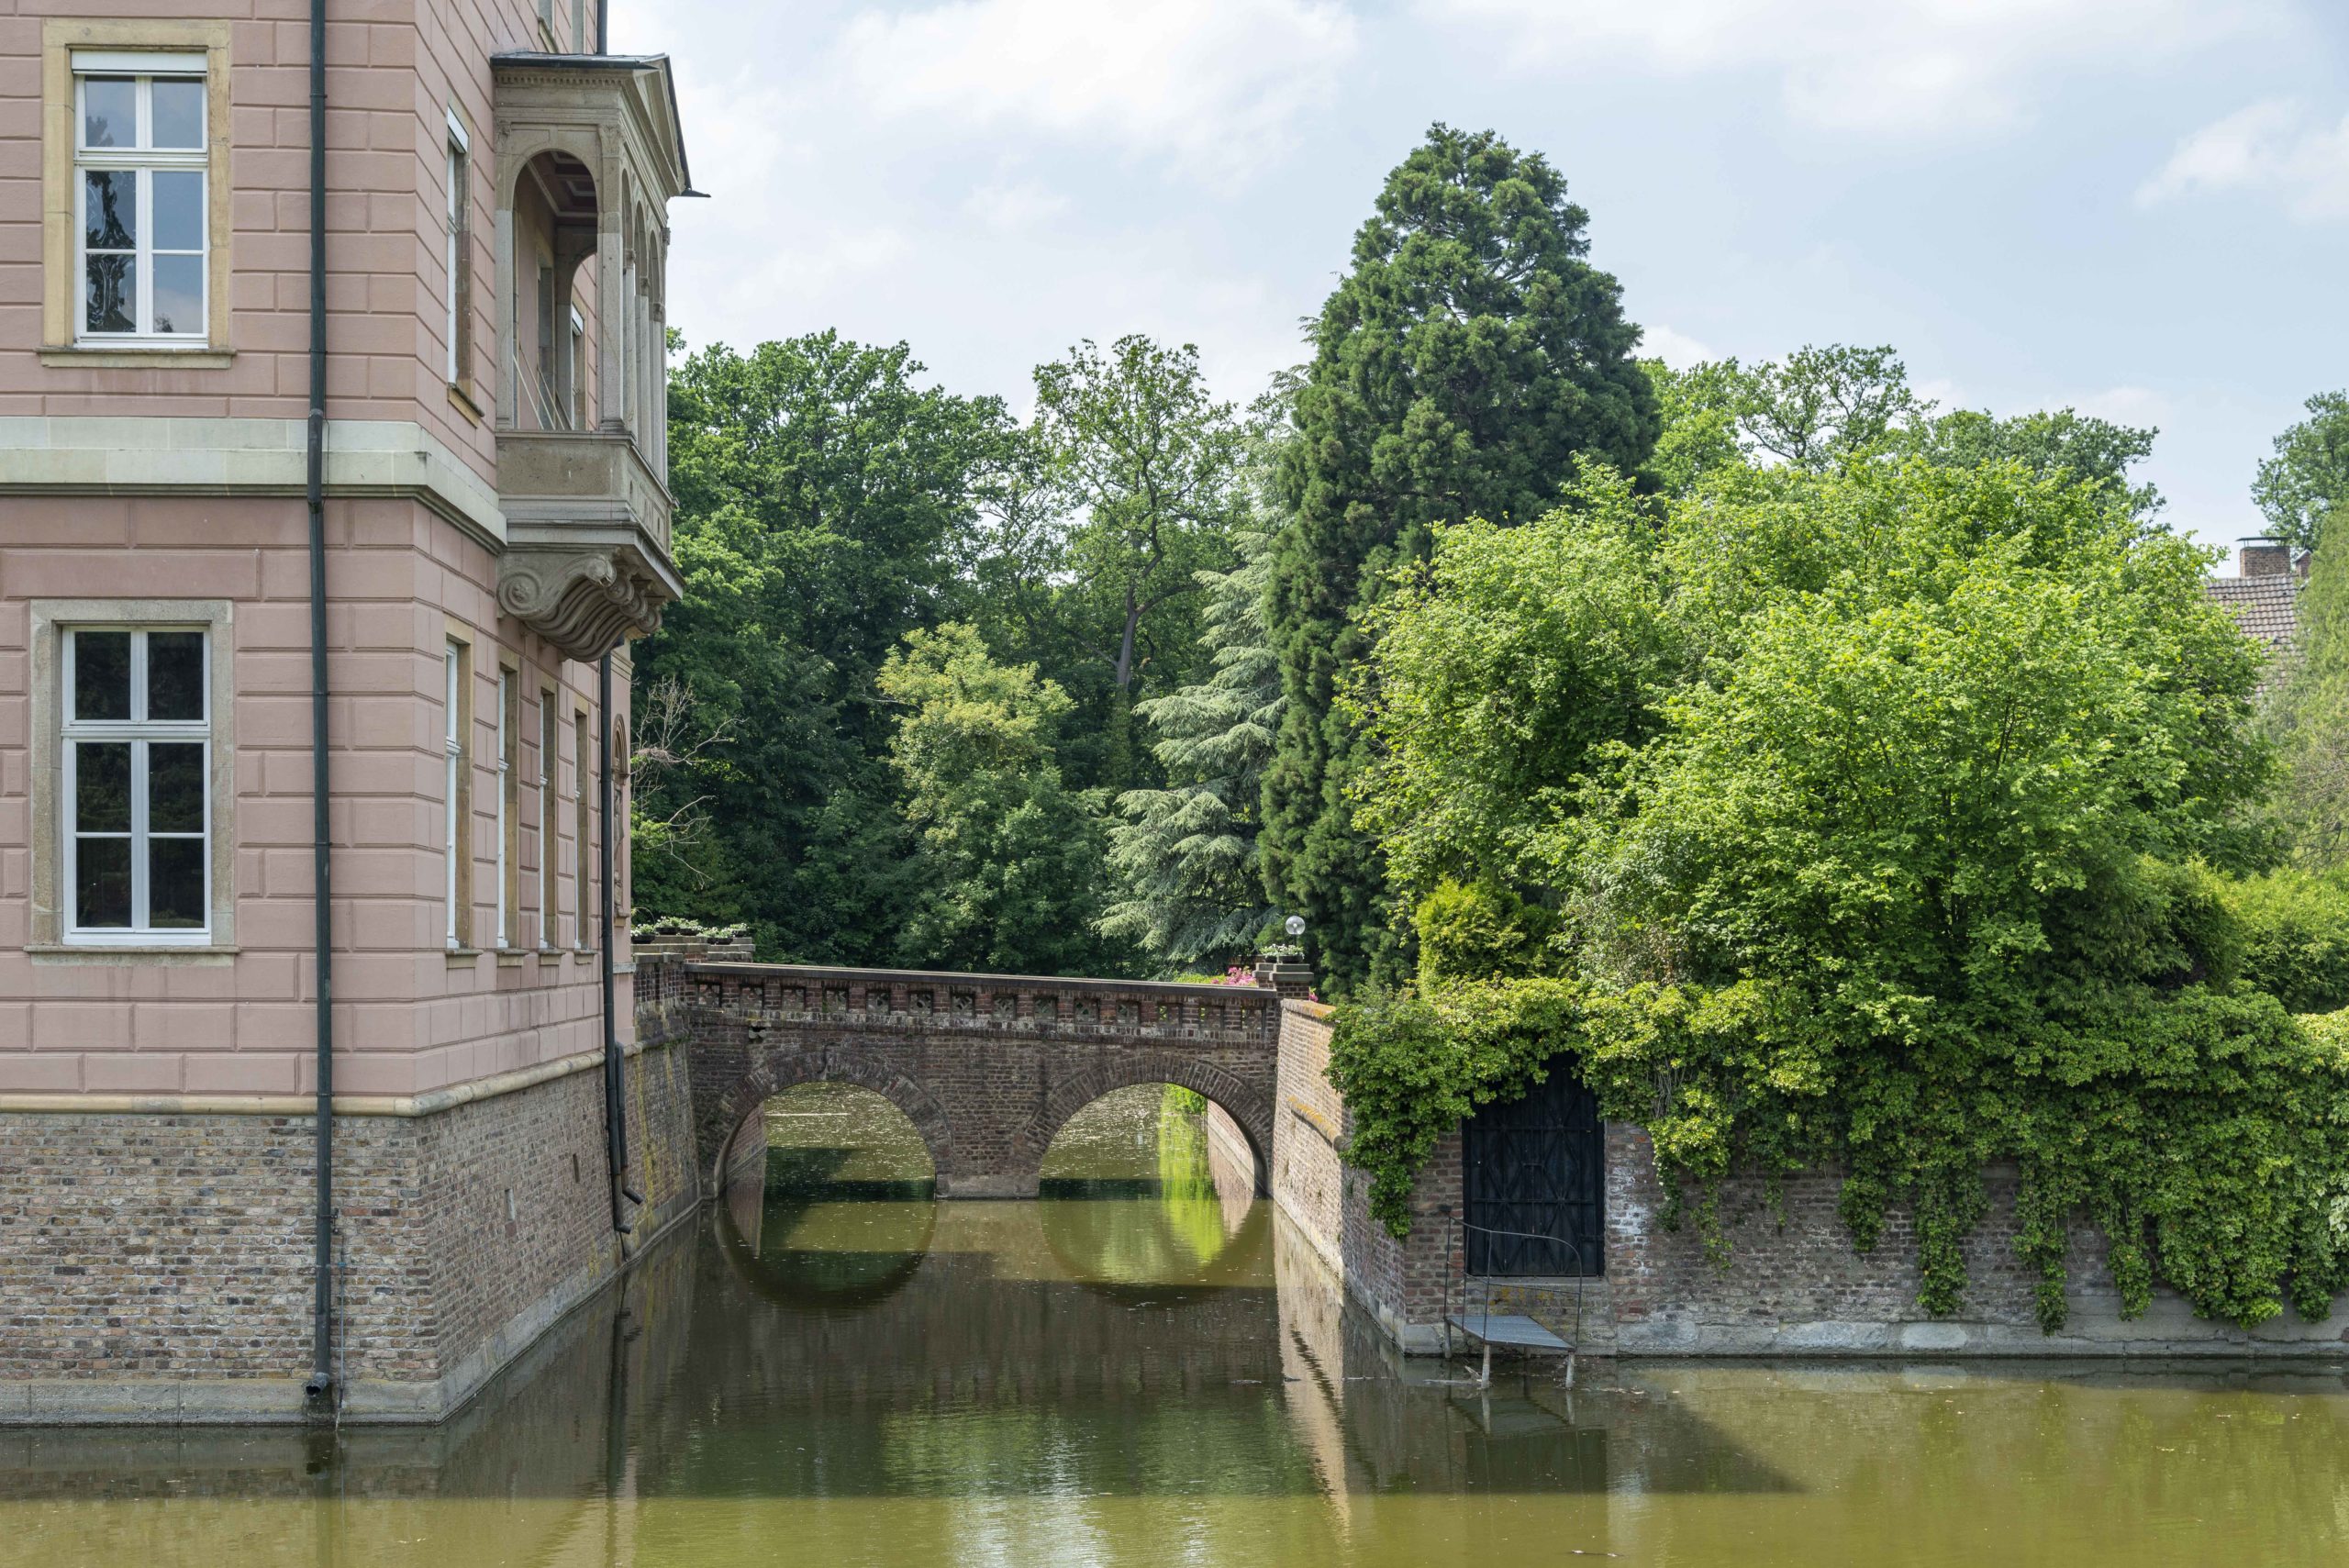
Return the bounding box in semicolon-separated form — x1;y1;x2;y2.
1262;125;1659;994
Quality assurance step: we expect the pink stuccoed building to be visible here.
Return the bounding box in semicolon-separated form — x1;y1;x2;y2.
0;0;703;1423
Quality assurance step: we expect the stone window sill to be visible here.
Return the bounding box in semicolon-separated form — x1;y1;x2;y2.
41;347;234;370
447;946;482;967
496;949;526;968
28;943;238;966
448;381;484;425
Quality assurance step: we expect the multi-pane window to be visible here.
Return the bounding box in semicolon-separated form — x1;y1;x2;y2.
444;117;472;387
444;641;467;948
61;628;209;940
539;694;558;948
496;670;517;948
74;55;207;342
574;711;593;950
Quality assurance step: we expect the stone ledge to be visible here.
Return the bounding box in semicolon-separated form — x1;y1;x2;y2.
0;1038;674;1119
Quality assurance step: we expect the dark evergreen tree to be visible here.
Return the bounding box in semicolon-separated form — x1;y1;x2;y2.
1100;528;1283;968
1262;124;1659;995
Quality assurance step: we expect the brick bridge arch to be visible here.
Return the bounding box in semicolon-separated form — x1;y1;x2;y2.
1016;1051;1272;1193
704;1047;956;1195
641;958;1283;1200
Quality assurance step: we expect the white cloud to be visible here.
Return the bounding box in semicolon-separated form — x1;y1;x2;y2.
2137;99;2349;222
1640;324;1714;368
964;174;1074;236
2070;385;2173;429
839;0;1361;172
1419;0;2283;134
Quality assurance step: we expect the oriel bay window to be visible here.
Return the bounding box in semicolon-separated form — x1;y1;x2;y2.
61;628;210;940
74;55;207;341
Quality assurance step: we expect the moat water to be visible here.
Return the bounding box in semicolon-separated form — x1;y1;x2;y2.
8;1083;2349;1566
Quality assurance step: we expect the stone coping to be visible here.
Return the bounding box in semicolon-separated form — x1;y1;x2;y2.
0;1038;665;1119
674;959;1280;1006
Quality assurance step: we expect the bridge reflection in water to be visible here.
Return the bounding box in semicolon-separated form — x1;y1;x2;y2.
10;1087;2349;1567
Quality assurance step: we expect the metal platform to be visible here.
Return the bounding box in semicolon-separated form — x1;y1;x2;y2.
1447;1314;1571;1353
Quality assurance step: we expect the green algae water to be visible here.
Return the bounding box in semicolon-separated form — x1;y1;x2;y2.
8;1084;2349;1567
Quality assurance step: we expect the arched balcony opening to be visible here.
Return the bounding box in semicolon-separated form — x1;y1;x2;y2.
506;148;597;432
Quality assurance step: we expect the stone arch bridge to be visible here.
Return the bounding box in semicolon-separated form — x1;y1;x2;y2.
635;954;1284;1198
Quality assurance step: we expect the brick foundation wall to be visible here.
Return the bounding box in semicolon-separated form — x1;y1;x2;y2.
0;1040;698;1423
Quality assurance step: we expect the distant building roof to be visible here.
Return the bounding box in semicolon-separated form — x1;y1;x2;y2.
2207;572;2302;654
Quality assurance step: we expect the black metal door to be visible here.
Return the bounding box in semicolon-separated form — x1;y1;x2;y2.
1463;1061;1604;1276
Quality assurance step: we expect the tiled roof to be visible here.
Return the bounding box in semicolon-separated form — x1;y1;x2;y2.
2206;573;2301;653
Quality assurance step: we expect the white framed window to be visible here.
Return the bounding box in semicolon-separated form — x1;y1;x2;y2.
444;111;472;388
496;668;516;948
72;52;207;343
539;692;558;948
574;709;594;950
60;627;211;942
445;639;468;948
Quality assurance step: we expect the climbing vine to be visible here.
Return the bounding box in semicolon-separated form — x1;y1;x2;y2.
1330;979;2349;1330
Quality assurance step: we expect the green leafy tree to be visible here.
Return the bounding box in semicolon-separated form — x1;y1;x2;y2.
1642;347;2158;517
636;333;1011;959
1334;457;2349;1332
1639;358;1746;497
1733;343;1927;470
880;623;1131;975
1908;407;2161;515
2267;507;2349;867
2254;391;2349;553
1099;528;1284;967
1264;123;1660;995
980;337;1250;792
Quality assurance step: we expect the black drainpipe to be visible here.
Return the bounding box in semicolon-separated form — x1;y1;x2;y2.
596;0;608;55
600;651;641;1231
303;0;337;1412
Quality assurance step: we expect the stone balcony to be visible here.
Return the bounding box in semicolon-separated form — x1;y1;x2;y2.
494;428;683;661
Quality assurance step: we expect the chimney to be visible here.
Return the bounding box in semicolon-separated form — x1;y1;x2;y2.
2240;538;2292;578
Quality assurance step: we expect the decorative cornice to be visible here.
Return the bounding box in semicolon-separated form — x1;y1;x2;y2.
0;417;506;547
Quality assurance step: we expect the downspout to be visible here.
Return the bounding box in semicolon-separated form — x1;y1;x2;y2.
596;0;608;54
601;651;642;1231
303;0;337;1411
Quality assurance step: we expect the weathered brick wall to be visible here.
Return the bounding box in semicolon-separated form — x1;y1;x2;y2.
1275;1018;2349;1358
398;1041;698;1413
1600;1126;2349;1354
649;959;1280;1199
0;1040;698;1422
1269;1001;1422;1347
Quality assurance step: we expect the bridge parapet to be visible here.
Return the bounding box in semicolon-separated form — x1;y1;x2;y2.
642;958;1278;1043
639;956;1283;1200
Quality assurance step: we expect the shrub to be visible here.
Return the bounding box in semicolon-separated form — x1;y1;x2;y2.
2218;870;2349;1014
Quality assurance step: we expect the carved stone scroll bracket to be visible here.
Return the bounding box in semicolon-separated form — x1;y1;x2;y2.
496;543;673;662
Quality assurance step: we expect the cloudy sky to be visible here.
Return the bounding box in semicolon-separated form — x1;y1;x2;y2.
614;0;2348;557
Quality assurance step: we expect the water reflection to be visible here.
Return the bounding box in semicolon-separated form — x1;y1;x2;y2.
8;1087;2349;1567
